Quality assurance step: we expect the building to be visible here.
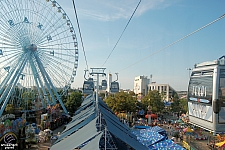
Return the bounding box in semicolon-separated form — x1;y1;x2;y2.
106;73;112;92
148;82;177;102
133;75;150;96
176;91;187;99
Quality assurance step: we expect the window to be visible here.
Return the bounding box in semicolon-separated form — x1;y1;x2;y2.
219;69;225;103
188;74;213;105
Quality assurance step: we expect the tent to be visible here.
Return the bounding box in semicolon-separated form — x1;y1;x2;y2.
145;114;158;119
133;126;150;129
177;119;183;123
164;101;172;107
215;140;225;148
131;128;166;146
137;131;165;146
150;126;168;138
149;139;185;150
183;127;193;133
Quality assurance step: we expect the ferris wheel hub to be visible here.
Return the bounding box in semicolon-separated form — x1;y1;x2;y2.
26;44;37;52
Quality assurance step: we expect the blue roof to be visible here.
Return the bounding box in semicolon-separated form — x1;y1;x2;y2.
149;139;185;150
133;126;151;129
164;101;172;107
131;126;184;150
151;126;165;132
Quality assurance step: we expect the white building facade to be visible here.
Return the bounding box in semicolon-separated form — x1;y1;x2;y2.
133;75;150;96
148;82;176;102
106;73;112;92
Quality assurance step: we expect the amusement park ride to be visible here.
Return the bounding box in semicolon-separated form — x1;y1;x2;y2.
0;0;80;149
0;0;79;116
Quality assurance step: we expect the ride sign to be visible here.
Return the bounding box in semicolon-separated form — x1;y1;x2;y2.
0;132;18;149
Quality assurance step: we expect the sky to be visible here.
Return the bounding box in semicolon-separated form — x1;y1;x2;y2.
57;0;225;91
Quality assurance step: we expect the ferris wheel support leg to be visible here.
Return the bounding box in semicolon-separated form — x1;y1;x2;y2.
29;58;50;107
0;55;28;116
41;69;69;114
57;99;68;114
34;54;57;105
0;53;26;97
34;53;68;114
33;76;45;108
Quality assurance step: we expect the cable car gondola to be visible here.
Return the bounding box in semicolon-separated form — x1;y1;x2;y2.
102;79;107;87
83;79;94;95
110;81;119;93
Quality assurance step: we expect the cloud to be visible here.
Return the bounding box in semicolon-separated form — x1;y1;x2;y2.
77;0;173;21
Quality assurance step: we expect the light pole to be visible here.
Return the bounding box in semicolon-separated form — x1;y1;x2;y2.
186;68;192;77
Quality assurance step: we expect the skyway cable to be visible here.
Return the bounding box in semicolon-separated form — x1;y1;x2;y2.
102;0;142;67
118;14;225;72
72;0;89;70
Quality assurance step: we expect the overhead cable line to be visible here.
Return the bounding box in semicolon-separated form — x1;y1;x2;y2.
72;0;89;70
102;0;142;67
118;13;225;72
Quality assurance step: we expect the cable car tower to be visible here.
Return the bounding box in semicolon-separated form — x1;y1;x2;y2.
89;68;118;150
89;68;106;109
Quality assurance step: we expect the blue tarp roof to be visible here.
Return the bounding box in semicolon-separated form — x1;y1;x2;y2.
131;126;184;150
164;101;172;107
149;139;185;150
132;128;165;147
133;126;151;129
151;126;165;132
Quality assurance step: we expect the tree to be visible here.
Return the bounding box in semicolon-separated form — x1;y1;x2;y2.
179;98;188;113
65;91;83;116
128;91;136;96
142;90;164;113
171;94;181;113
105;92;137;113
5;104;14;114
99;93;106;99
21;91;35;110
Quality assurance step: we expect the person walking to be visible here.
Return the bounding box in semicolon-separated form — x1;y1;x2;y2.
180;135;183;142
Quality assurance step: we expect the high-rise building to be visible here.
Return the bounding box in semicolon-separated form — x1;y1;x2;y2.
106;73;112;92
133;75;150;96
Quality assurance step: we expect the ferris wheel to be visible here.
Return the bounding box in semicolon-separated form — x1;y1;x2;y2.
0;0;79;116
